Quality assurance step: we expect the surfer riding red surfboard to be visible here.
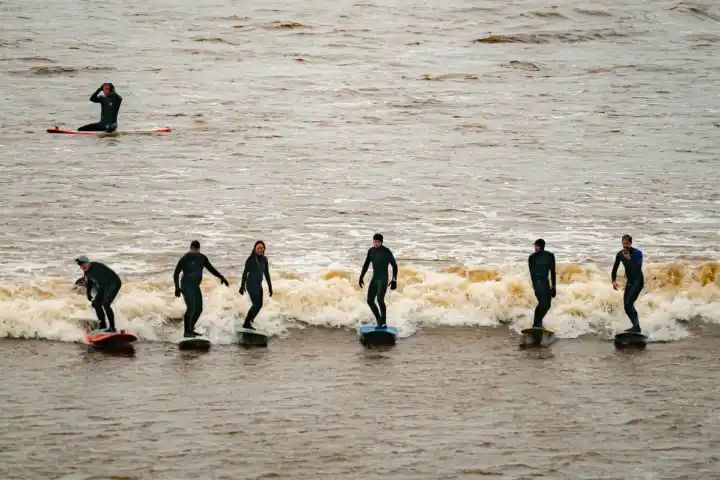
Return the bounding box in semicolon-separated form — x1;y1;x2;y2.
76;255;122;333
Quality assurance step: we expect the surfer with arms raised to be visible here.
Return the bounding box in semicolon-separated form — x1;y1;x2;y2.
528;238;556;328
174;240;229;338
359;233;398;328
611;234;644;333
239;241;273;330
78;82;122;132
76;255;122;333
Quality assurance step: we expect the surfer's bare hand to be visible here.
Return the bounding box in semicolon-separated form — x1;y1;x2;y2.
612;281;619;291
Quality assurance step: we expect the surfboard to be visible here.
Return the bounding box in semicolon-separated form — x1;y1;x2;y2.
358;325;397;347
236;328;269;347
86;330;137;349
614;331;647;349
178;336;211;351
520;327;556;348
46;126;171;135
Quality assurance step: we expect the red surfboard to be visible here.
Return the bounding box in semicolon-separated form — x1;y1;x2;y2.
47;126;171;135
87;330;138;346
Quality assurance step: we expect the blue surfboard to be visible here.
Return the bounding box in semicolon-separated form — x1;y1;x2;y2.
358;325;397;346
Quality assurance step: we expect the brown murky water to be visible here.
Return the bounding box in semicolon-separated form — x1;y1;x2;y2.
2;328;720;479
1;0;720;477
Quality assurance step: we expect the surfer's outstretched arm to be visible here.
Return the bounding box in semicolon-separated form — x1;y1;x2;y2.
611;253;621;282
203;256;228;285
359;249;371;287
389;249;398;281
173;255;185;291
264;260;273;296
85;277;93;301
239;256;252;293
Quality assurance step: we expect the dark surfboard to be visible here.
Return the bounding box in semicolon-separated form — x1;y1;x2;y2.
237;328;269;347
614;331;647;349
520;327;556;348
178;336;211;351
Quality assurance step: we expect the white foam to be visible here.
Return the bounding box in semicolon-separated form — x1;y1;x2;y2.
0;262;718;344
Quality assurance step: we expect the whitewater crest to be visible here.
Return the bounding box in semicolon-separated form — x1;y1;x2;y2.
0;262;717;344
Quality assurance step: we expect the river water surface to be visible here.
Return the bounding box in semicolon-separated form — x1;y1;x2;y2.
1;0;719;478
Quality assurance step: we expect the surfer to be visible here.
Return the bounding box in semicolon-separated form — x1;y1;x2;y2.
611;234;644;333
173;240;229;337
78;83;122;132
239;241;273;330
76;256;122;332
359;233;398;327
528;238;556;328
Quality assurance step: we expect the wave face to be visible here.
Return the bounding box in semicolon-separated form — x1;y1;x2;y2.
2;262;718;344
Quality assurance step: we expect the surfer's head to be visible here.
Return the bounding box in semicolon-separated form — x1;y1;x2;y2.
102;83;115;95
190;240;200;252
533;238;545;252
253;240;266;256
75;255;90;271
621;234;632;250
373;233;383;248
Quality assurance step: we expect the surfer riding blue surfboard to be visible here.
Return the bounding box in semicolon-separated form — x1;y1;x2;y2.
359;233;398;328
76;255;121;333
173;240;229;338
238;240;272;330
528;238;556;329
611;234;644;334
78;83;122;133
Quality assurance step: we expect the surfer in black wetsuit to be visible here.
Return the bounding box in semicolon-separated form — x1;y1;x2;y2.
611;234;644;333
173;240;229;337
359;233;398;327
528;239;556;328
239;241;272;330
76;255;121;332
78;83;122;132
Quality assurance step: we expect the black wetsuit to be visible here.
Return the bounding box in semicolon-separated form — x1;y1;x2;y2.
79;88;122;132
611;247;644;330
85;262;122;331
528;250;556;328
240;254;272;328
360;246;398;327
174;252;225;335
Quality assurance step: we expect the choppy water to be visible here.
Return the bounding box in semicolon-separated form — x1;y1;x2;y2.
1;0;719;477
2;331;720;480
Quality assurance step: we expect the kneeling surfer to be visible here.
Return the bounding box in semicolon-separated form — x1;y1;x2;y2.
76;255;121;332
528;238;556;328
239;241;273;330
611;234;644;333
173;240;229;337
78;83;122;132
359;233;398;327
